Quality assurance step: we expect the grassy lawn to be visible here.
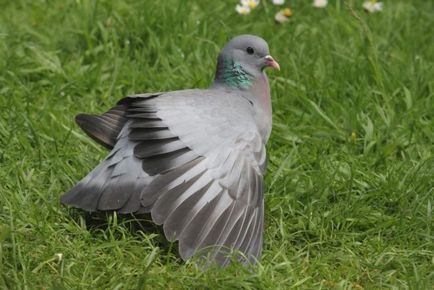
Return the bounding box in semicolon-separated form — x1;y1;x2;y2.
1;0;433;288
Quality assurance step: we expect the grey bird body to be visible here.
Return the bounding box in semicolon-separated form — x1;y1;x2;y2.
61;35;279;266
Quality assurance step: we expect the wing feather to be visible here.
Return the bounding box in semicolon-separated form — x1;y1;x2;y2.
178;191;233;259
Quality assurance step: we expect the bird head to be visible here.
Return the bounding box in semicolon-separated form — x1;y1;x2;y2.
214;35;280;90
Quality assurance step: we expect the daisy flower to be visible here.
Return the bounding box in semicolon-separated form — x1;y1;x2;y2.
313;0;328;8
275;7;292;23
241;0;260;9
235;0;260;15
363;0;383;13
235;4;251;14
271;0;285;5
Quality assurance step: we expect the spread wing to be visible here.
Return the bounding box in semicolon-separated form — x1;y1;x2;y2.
137;90;267;265
62;89;267;266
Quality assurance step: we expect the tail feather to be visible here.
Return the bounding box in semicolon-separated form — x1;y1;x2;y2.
75;100;131;149
74;94;161;149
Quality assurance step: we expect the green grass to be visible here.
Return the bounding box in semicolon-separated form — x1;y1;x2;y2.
1;0;433;288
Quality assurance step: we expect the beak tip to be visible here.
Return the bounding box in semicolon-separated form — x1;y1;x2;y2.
275;63;281;71
265;55;280;71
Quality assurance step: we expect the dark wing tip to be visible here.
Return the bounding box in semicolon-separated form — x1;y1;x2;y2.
75;114;115;149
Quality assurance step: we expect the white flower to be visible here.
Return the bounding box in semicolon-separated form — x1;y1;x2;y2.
235;4;251;14
313;0;328;8
55;253;63;262
274;8;292;23
236;0;260;14
271;0;285;5
363;1;383;13
241;0;260;9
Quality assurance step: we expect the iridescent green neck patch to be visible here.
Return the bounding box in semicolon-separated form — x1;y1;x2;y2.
221;59;253;90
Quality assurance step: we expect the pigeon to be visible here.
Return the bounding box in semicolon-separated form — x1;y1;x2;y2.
61;34;280;266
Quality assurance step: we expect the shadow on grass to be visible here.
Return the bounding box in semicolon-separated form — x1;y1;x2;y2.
66;208;182;264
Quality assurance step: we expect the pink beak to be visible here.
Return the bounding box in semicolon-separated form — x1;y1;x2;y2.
264;55;280;71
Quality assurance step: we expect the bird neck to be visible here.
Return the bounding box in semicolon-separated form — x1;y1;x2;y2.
250;75;273;141
212;59;272;141
213;58;255;90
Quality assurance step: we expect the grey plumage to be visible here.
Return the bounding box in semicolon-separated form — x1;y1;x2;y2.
61;35;279;267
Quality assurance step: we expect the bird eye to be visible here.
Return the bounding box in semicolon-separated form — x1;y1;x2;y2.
246;47;255;55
